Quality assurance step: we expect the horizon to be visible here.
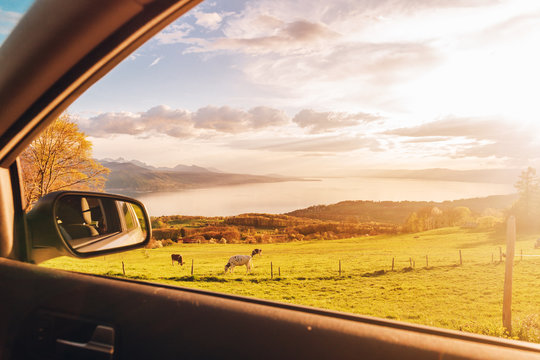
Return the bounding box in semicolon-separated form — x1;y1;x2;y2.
98;156;524;181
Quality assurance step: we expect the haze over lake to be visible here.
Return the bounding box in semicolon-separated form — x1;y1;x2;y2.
135;177;515;217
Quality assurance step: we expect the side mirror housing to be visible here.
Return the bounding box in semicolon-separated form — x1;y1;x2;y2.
26;191;151;264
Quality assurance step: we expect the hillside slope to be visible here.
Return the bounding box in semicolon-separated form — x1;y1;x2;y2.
286;194;518;224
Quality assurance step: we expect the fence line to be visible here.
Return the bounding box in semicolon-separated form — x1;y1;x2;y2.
159;247;540;280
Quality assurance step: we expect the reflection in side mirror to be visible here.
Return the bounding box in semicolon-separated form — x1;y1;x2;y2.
26;191;151;263
55;195;148;253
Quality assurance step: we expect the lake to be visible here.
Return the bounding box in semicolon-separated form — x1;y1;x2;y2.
134;177;515;217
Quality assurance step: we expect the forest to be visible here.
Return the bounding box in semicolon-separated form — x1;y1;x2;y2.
148;194;521;248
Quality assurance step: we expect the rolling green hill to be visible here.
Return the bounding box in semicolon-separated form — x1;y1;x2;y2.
286;195;518;224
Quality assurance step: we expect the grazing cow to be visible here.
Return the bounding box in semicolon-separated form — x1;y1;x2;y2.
171;254;184;266
251;248;262;257
224;255;253;274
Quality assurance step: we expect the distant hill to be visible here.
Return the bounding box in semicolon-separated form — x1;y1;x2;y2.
101;160;296;194
286;194;519;224
360;168;521;184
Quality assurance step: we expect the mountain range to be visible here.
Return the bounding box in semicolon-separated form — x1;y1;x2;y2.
100;159;296;194
100;158;523;196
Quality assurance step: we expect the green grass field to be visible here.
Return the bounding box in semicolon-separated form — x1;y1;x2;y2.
41;227;540;342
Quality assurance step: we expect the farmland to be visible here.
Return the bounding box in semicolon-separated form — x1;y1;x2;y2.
41;227;540;342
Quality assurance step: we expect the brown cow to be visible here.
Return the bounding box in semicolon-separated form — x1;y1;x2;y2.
171;254;184;266
251;248;262;257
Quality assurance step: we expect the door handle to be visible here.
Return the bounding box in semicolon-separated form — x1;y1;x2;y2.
56;325;115;360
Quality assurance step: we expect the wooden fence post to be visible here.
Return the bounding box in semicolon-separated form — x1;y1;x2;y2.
279;267;281;277
271;262;273;279
409;257;412;267
392;257;395;271
122;261;125;276
459;250;462;266
191;259;194;276
339;260;342;276
503;216;516;335
499;246;502;262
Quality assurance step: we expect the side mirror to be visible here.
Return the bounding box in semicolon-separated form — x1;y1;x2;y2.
26;191;151;263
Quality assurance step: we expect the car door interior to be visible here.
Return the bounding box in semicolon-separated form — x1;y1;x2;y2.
1;0;540;359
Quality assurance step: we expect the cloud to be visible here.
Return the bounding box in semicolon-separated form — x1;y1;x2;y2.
81;102;385;139
80;106;193;139
154;10;234;45
193;106;252;133
80;105;291;138
139;105;193;138
472;11;540;46
157;0;520;115
149;57;162;67
384;116;540;160
193;11;224;31
180;15;440;104
363;0;501;13
230;134;382;153
193;105;289;132
402;136;451;143
293;109;381;134
80;112;143;137
383;116;506;140
154;23;194;45
248;106;289;129
187;19;338;55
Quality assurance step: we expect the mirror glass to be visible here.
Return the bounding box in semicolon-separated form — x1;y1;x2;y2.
54;195;148;253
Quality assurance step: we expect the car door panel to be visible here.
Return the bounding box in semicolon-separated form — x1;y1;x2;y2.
1;258;539;359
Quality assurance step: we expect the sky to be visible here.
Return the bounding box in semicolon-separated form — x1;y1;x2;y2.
4;0;540;176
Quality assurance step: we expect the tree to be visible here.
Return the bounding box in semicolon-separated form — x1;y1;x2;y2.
20;114;110;206
446;206;472;226
512;167;540;231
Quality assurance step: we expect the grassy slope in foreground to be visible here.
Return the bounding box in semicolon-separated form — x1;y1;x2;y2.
41;227;540;342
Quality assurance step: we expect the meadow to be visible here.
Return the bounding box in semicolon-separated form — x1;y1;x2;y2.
41;227;540;343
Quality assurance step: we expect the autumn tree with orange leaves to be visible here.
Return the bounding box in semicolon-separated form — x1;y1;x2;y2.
20;114;110;206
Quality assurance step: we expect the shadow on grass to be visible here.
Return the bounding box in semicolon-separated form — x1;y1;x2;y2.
104;271;150;280
160;275;287;283
162;276;227;282
107;260;509;285
362;269;386;277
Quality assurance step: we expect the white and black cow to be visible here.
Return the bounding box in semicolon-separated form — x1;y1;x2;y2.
171;254;184;266
224;255;253;274
251;248;262;257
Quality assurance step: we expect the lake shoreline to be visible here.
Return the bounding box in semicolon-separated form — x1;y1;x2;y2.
130;177;516;217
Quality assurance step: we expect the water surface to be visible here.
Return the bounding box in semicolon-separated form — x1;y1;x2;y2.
135;177;515;217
